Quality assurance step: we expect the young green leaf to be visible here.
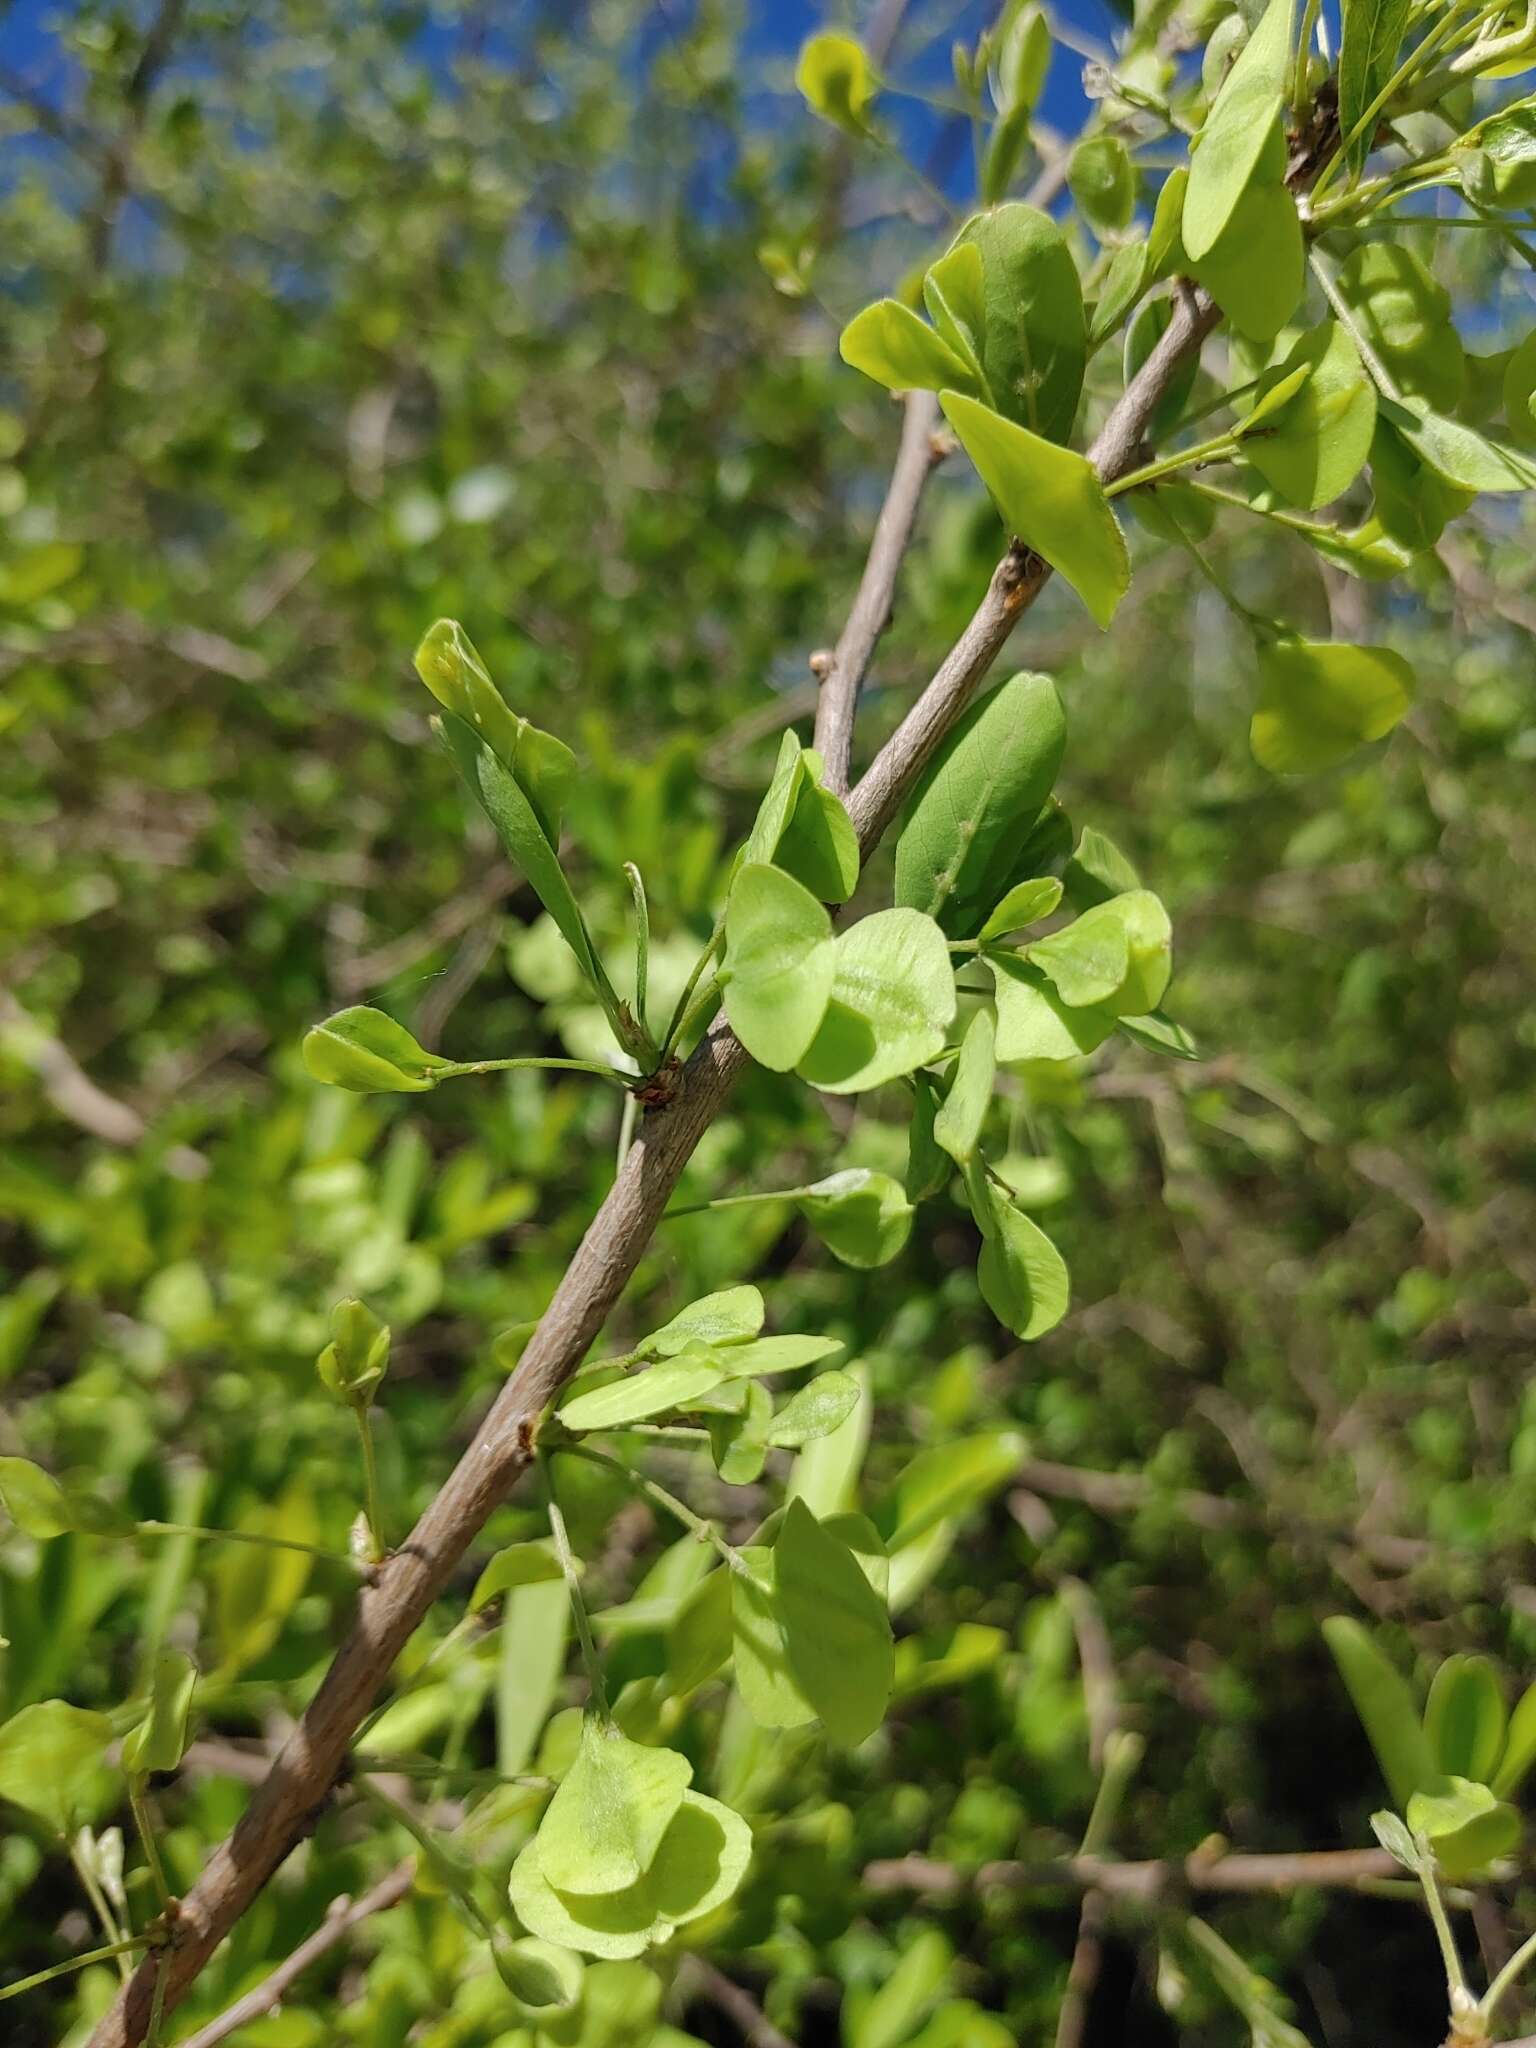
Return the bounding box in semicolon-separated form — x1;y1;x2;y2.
1182;0;1295;263
213;1487;319;1676
1068;135;1136;234
796;31;877;135
1066;826;1140;907
1089;241;1150;349
1496;1679;1536;1799
885;1430;1027;1551
978;876;1064;941
709;1379;773;1485
1406;1774;1497;1844
797;1169;914;1267
1323;1616;1438;1808
0;1455;76;1538
940;391;1129;628
494;1936;584;2014
510;1788;751;1958
1251;636;1414;774
1147;166;1188;281
767;1369;862;1449
932;1010;996;1166
1369;419;1472;549
415;619;576;840
907;1073;949;1201
1028;908;1131;1009
741;730;806;871
992;955;1118;1063
558;1352;726;1432
776;1497;893;1747
797;909;956;1094
1189;176;1304;343
1429;1797;1522;1880
470;1540;566;1612
0;1700;116;1833
709;1333;844;1379
775;760;860;904
847;1928;953;2048
316;1297;390;1404
1239;322;1377;511
922;243;989;395
302;1006;452;1094
640;1287;765;1356
722;862;835;1072
953;204;1087;442
732;1546;818;1729
895;670;1066;936
666;1568;733;1695
1370;1808;1422;1871
1338;0;1411;175
123;1647;197;1775
1336;245;1464;413
1423;1655;1506;1783
840;301;980;397
536;1718;693;1895
1383;395;1536;494
969;1169;1071;1341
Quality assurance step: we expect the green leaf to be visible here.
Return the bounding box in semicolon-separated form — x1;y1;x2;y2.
1118;1009;1201;1060
775;761;860;904
0;1455;75;1538
470;1540;566;1612
846;1929;952;2048
1384;395;1536;493
496;1580;569;1778
968;1167;1071;1340
742;730;806;871
722;862;835;1072
1494;1679;1536;1798
906;1073;950;1201
708;1380;773;1485
212;1487;320;1675
1502;330;1536;451
1338;0;1411;173
0;1701;116;1833
776;1497;893;1747
840;301;979;397
992;955;1118;1063
1251;635;1414;774
923;244;989;395
1147;166;1188;280
895;670;1066;935
1323;1616;1438;1807
1068;136;1136;234
1406;1774;1496;1843
415;619;576;840
1369;419;1471;548
536;1718;692;1895
641;1287;764;1357
1239;322;1377;511
558;1352;726;1431
666;1568;733;1694
1028;908;1130;1008
732;1546;817;1729
953;204;1086;442
885;1431;1026;1551
796;31;876;135
790;1364;872;1520
1189;176;1304;343
767;1369;862;1448
1423;1655;1506;1782
1432;1799;1522;1880
510;1788;752;1958
797;1169;914;1267
316;1297;391;1404
1337;245;1464;413
1182;0;1295;262
992;2;1052;118
1470;98;1536;204
709;1333;844;1379
1066;826;1140;906
1298;516;1416;581
978;876;1063;941
123;1647;197;1775
1089;241;1149;349
1370;1809;1423;1872
302;1006;452;1094
495;1936;584;2014
437;712;607;1009
941;391;1129;628
797;909;956;1094
933;1010;996;1166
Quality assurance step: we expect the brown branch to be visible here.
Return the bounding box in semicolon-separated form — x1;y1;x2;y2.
813;390;945;794
88;264;1228;2048
176;1858;415;2048
687;1958;797;2048
863;1845;1410;1902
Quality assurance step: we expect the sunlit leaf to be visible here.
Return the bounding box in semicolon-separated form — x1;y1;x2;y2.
536;1718;692;1895
1251;635;1414;774
776;1498;893;1747
1182;0;1295;261
797;909;956;1094
797;1169;914;1267
722;862;835;1072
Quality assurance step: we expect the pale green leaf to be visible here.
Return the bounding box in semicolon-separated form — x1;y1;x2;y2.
732;1546;817;1729
213;1487;318;1675
0;1701;116;1833
302;1006;451;1094
1251;636;1414;774
1324;1616;1438;1807
776;1498;893;1747
885;1431;1027;1551
797;1169;914;1267
1189;174;1304;343
1337;245;1464;413
722;862;835;1072
797;909;956;1094
775;763;860;904
415;619;575;839
970;1170;1071;1340
767;1369;862;1448
1068;135;1136;234
1494;1678;1536;1798
1183;0;1296;262
932;1010;996;1166
796;31;876;135
1424;1655;1506;1783
922;244;989;395
978;876;1063;941
954;204;1086;442
123;1648;197;1776
840;301;979;397
641;1287;764;1357
941;391;1129;628
710;1333;844;1378
992;955;1118;1063
1239;321;1377;511
470;1540;566;1612
559;1353;727;1431
666;1569;733;1695
536;1718;692;1895
1338;0;1411;174
0;1456;76;1538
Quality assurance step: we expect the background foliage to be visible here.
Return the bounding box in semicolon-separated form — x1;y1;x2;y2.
4;2;1536;2043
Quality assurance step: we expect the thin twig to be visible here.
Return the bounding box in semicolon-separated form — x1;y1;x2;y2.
812;390;945;794
862;1845;1420;1900
176;1859;415;2048
688;1957;797;2048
